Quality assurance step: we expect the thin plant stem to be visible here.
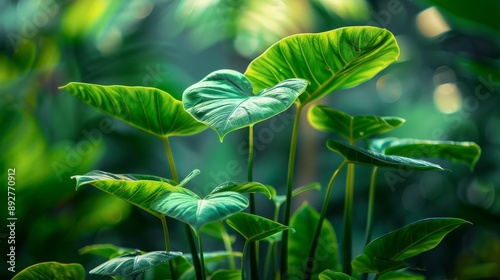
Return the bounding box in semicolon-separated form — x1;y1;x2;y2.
342;161;355;275
247;125;259;279
280;105;303;278
160;216;176;280
304;161;347;280
162;138;202;280
197;233;207;280
364;167;379;246
221;225;236;269
241;242;249;280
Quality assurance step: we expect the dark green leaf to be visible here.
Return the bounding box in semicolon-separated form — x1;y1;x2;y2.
180;251;243;280
245;26;400;105
59;82;206;138
318;270;357;280
152;191;249;231
378;270;425;280
12;262;85;280
288;203;340;279
183;69;308;141
79;244;137;259
327;140;443;170
211;181;273;199
210;269;242;280
371;138;481;170
308;105;405;140
352;218;471;273
72;170;189;218
226;212;293;242
90;250;182;277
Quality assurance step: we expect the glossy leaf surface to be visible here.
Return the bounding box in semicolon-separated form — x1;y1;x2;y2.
308;105;405;140
288;203;339;279
371;138;481;170
245;26;400;105
89;250;182;277
183;69;308;141
12;262;85;280
352;218;471;273
211;181;273;199
79;243;137;259
60;82;206;138
319;270;357;280
327;140;443;170
226;212;292;242
210;269;241;280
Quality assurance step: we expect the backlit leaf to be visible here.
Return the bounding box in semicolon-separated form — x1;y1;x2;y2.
12;262;85;280
226;212;293;242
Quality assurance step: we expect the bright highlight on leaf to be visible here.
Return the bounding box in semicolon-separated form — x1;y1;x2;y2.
319;270;357;280
308;105;405;141
182;69;308;141
327;140;443;170
59;82;207;138
89;250;182;277
371;138;481;170
12;262;85;280
352;218;471;275
245;26;400;105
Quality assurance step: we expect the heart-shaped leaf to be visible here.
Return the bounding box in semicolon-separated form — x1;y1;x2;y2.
327;140;443;170
308;105;405;141
90;250;182;277
79;244;137;259
211;181;273;199
371;138;481;170
288;203;340;279
12;262;85;280
59;82;206;138
152;190;249;231
72;170;191;218
226;212;293;242
245;26;400;105
319;270;357;280
183;69;308;141
352;218;471;274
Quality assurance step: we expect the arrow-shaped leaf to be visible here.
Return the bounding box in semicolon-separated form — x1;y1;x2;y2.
308;105;405;141
352;218;471;274
72;170;190;218
327;140;443;170
371;138;481;170
152;191;249;231
183;69;308;141
226;212;293;242
245;26;400;105
90;250;182;277
211;181;273;199
59;83;207;138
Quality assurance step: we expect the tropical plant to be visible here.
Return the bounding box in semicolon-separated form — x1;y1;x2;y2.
13;26;480;280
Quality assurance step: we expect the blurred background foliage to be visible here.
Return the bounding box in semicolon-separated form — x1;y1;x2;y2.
1;0;499;279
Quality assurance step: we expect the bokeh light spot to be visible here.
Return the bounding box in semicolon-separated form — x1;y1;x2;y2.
416;7;451;38
433;83;462;113
376;74;402;103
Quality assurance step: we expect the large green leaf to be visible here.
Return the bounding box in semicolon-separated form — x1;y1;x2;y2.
226;212;292;242
327;140;443;170
152;190;249;231
288;203;339;280
378;270;425;280
352;218;471;274
89;250;182;277
12;262;85;280
211;180;273;199
245;26;400;105
79;243;137;259
308;105;405;141
59;82;206;138
183;69;308;141
210;269;242;280
319;270;357;280
179;251;243;280
371;138;481;170
72;170;190;218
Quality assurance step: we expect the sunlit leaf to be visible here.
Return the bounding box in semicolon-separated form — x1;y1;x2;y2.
226;212;293;242
211;180;273;199
12;262;85;280
72;170;189;218
210;269;241;280
319;270;357;280
327;140;443;170
245;26;400;105
183;69;308;141
59;82;206;138
90;250;182;277
352;218;471;273
308;105;405;140
288;203;340;279
371;138;481;170
79;244;137;259
152;190;248;231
